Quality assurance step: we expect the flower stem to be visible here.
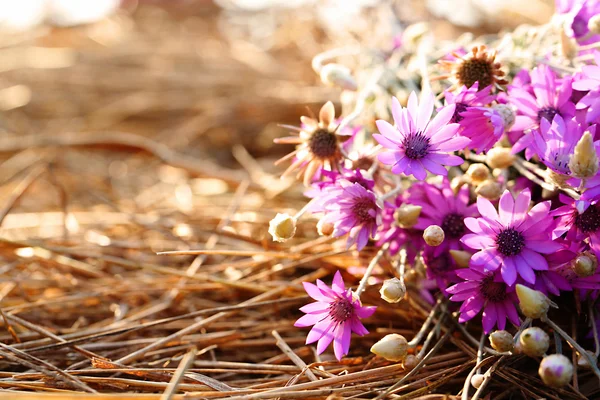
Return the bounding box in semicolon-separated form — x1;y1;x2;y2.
354;242;389;297
408;299;441;347
590;302;600;357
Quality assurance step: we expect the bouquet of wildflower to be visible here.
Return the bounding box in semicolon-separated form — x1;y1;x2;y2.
268;0;600;397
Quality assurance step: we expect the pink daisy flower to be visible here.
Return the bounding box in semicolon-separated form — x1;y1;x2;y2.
376;195;423;260
446;267;520;333
317;179;381;250
462;189;563;286
509;64;575;133
374;92;468;180
407;178;479;255
573;52;600;123
294;271;376;360
553;195;600;260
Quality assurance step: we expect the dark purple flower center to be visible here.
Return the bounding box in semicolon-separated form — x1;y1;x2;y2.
351;197;376;224
441;213;465;238
572;15;589;38
457;59;493;89
479;275;508;303
329;297;354;324
424;252;453;275
495;227;525;256
550;151;570;174
575;205;600;233
451;102;469;123
537;107;559;123
403;131;431;160
309;129;338;159
345;175;374;191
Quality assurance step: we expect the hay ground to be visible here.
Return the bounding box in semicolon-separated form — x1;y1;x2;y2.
0;2;596;400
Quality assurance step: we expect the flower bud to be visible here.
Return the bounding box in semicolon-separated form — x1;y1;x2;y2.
486;147;515;169
320;63;358;91
380;277;406;303
492;104;515;131
475;180;503;200
471;373;485;389
560;27;577;60
317;219;334;236
573;252;597;277
569;131;599;179
519;327;550;357
588;14;600;35
489;330;514;353
465;163;491;185
402;354;419;370
516;284;550;319
449;250;472;268
539;354;574;388
268;213;296;242
370;334;408;362
423;225;444;246
394;204;422;228
577;350;598;369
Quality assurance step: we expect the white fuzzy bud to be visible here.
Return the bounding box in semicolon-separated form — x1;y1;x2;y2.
519;327;550;358
516;284;550;319
465;163;490;185
317;219;334;236
569;131;599;179
320;63;358;91
394;204;422;228
370;334;409;362
475;180;503;200
471;374;485;389
449;250;472;268
486;147;515;169
423;225;445;247
573;252;598;277
492;104;515;131
588;14;600;35
539;354;574;388
268;213;296;242
402;354;419;370
380;278;406;303
489;330;514;353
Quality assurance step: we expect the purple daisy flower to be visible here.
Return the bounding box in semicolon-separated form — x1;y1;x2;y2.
443;82;496;124
462;189;563;286
509;64;575;134
573;52;600;123
553;195;600;260
294;271;376;360
446;267;520;333
376;195;423;260
374;92;468;180
422;247;462;293
407;179;479;255
533;245;574;296
318;179;381;250
567;1;600;47
458;106;506;153
514;115;587;174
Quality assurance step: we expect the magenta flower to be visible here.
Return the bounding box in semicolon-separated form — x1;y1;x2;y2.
533;245;574;296
458;106;506;153
376;195;423;260
514;115;587;174
462;189;563;286
573;52;600;123
318;179;381;250
422;247;462;293
374;92;468;180
294;271;376;360
553;195;600;260
443;82;495;124
566;1;600;47
509;64;575;133
407;179;479;255
446;267;520;333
